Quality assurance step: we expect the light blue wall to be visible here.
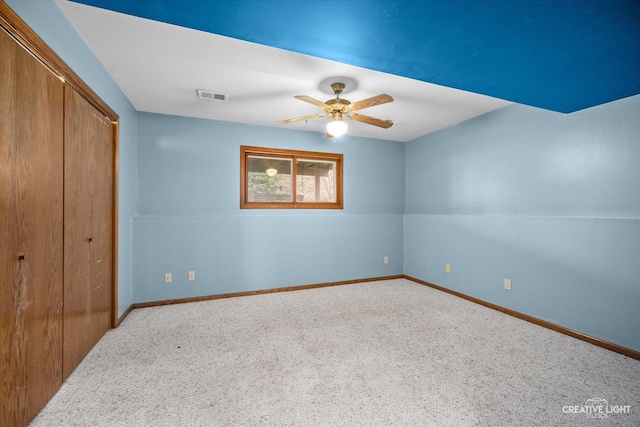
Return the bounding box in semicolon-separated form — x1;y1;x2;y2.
8;0;138;317
133;113;404;302
405;96;640;351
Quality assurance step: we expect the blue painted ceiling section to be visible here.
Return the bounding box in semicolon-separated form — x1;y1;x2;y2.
70;0;640;113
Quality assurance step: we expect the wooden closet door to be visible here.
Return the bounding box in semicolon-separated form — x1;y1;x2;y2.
63;86;114;379
0;29;64;426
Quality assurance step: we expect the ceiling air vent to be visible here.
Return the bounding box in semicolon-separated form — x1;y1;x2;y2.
197;89;228;101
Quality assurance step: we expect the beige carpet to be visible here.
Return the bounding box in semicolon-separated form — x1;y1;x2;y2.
31;279;639;426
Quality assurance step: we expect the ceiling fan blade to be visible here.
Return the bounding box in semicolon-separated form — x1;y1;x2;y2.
349;94;394;111
294;95;330;110
350;113;394;129
277;113;325;125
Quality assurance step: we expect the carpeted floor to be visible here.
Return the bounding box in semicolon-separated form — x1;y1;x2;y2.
30;279;639;426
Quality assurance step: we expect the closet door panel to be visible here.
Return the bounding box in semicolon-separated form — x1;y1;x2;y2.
92;102;114;329
63;87;113;379
0;28;64;426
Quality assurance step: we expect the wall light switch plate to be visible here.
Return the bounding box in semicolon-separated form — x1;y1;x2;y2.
504;278;511;290
188;271;195;281
445;264;451;273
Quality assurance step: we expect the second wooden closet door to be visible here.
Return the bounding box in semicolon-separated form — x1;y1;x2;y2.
63;87;114;379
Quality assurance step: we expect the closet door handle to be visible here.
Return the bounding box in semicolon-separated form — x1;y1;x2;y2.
87;237;93;243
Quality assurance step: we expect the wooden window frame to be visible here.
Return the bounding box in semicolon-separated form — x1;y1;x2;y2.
241;146;343;209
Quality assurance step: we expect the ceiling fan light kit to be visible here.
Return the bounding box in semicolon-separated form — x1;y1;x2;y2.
326;116;348;136
278;80;394;137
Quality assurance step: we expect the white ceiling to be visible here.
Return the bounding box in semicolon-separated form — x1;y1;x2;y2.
57;0;511;142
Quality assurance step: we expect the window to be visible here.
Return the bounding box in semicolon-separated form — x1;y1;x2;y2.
241;146;343;209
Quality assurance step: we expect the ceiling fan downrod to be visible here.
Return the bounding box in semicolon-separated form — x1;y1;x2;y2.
330;82;345;98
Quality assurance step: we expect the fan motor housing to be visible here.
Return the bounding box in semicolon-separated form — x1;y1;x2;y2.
326;98;350;112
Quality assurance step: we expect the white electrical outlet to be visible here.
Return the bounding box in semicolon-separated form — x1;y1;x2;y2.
164;273;172;284
384;256;389;264
188;271;195;281
445;264;451;273
504;278;511;290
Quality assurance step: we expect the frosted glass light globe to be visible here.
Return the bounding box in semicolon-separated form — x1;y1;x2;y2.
326;119;347;137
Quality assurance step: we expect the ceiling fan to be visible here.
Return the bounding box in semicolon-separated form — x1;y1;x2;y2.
277;82;394;137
